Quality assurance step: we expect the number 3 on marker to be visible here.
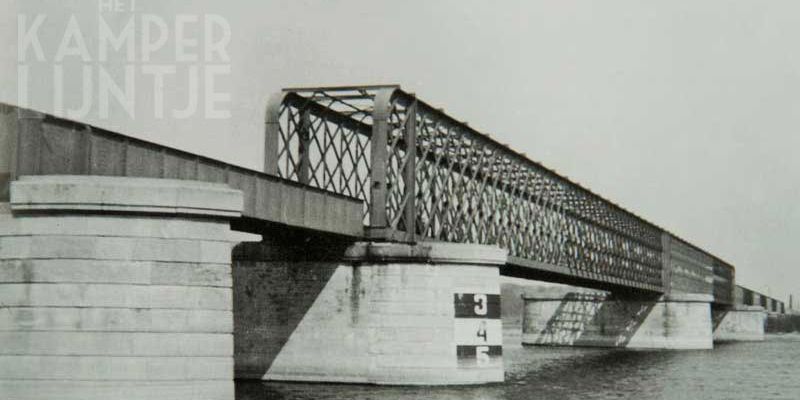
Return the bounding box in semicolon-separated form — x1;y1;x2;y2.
474;293;487;316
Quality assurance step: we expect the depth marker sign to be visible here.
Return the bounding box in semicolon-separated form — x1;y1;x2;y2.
453;293;502;368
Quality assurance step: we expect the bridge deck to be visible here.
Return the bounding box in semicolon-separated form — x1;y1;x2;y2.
0;104;363;238
0;97;784;311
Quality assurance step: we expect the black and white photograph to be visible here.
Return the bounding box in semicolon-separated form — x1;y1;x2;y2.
1;1;799;399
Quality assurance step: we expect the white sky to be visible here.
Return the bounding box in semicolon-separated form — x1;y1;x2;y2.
2;0;799;303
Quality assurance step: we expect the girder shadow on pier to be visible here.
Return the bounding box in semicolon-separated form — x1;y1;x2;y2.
523;291;661;348
232;229;353;379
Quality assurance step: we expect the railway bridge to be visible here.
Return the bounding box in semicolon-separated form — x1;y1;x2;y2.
0;86;785;398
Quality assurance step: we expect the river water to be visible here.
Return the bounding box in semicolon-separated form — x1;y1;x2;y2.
236;333;800;400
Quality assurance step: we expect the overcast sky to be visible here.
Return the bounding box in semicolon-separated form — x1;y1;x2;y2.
2;0;798;303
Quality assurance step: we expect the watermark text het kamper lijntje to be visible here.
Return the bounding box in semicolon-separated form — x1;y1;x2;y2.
17;0;232;120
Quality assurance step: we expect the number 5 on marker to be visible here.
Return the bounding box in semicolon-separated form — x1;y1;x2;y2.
476;346;490;365
474;293;487;315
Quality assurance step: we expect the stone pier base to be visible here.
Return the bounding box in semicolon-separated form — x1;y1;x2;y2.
713;306;766;342
522;293;713;350
0;176;244;400
233;240;506;385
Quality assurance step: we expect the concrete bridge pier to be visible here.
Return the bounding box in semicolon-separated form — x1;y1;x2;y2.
232;239;507;385
521;293;714;350
712;306;767;342
0;176;246;400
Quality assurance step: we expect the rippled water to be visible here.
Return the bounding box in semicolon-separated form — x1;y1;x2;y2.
237;333;800;400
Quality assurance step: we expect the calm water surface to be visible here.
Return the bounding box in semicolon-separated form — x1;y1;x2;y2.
236;333;800;400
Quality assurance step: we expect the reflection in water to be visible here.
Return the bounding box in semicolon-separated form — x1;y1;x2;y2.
237;334;800;400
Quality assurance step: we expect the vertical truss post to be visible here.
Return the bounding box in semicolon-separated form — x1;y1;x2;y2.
264;92;287;176
726;266;736;306
0;106;31;201
431;174;438;239
14;108;45;178
660;233;672;293
403;99;418;241
368;88;394;238
297;108;311;185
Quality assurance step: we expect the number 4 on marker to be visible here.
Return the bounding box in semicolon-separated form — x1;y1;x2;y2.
476;320;488;342
474;293;487;315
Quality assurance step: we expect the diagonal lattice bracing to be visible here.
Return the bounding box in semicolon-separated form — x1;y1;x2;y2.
266;85;734;295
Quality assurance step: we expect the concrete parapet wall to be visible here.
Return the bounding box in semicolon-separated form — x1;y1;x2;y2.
712;306;766;342
0;176;246;400
233;240;506;385
522;293;713;350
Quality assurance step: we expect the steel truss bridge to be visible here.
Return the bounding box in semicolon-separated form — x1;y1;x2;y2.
267;85;737;301
0;86;785;310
